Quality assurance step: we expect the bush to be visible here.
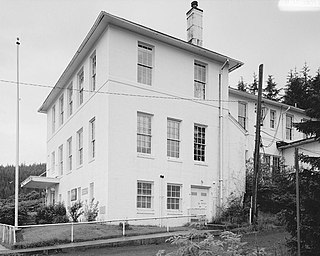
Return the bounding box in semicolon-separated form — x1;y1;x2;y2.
68;201;84;222
0;202;28;225
36;203;69;224
83;199;99;222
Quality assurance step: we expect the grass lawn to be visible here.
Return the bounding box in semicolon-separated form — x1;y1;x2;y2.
14;223;188;249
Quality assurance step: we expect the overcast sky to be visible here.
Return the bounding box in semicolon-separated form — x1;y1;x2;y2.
1;0;320;165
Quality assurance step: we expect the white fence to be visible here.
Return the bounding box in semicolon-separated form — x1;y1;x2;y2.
0;223;15;245
1;214;203;246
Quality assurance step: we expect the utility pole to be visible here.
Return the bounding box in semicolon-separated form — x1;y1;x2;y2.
251;64;263;226
295;148;301;256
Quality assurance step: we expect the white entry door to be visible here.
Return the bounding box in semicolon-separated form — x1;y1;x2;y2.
190;187;209;219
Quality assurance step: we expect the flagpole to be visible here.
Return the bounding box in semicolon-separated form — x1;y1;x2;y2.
15;37;20;232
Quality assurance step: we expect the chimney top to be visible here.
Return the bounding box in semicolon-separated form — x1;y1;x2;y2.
191;1;198;8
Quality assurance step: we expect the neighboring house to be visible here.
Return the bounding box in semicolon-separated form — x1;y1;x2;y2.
229;87;309;173
277;137;319;170
22;2;246;225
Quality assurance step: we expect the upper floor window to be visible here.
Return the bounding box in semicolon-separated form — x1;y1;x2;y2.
59;95;64;126
137;112;152;154
77;128;83;166
270;110;276;129
137;181;153;209
52;105;56;134
194;124;206;162
167;184;182;210
51;151;55;175
137;43;153;85
261;107;267;126
286;114;293;140
67;137;72;172
78;69;84;105
67;83;73;117
90;52;96;91
194;61;206;99
238;102;247;130
167;119;180;158
58;145;63;176
89;117;96;159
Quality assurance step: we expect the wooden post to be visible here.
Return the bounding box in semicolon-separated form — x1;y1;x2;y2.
251;64;263;226
295;148;301;256
71;222;74;242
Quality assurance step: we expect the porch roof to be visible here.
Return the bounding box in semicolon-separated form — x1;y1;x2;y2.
21;176;60;189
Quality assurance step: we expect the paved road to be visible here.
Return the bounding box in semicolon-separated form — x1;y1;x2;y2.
56;243;177;256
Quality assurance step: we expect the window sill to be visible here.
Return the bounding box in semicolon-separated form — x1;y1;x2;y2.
167;158;182;164
137;209;155;215
76;164;83;170
137;154;155;160
167;210;183;215
194;161;208;167
88;158;95;164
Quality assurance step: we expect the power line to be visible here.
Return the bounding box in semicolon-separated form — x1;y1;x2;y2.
0;78;252;103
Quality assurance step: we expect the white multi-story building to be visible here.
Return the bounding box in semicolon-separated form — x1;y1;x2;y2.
22;2;248;225
229;87;308;171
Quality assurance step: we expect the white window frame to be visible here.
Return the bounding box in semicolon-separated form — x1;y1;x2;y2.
137;112;152;154
194;124;206;162
89;182;94;202
270;110;276;129
286;114;293;140
167;119;181;158
52;105;56;134
78;68;84;105
137;42;153;86
238;102;247;130
89;117;96;160
194;61;207;99
261;107;267;126
167;184;182;211
67;137;72;172
67;83;73;117
90;51;96;91
51;151;55;175
77;128;83;166
137;181;153;209
59;95;64;126
71;188;77;202
58;144;63;176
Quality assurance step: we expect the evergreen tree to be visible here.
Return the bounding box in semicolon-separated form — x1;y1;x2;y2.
263;75;280;101
248;73;258;95
237;76;247;92
283;64;312;109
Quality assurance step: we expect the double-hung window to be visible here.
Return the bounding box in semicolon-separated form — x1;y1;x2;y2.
194;62;206;99
167;119;180;158
58;145;63;176
51;151;55;175
137;181;153;209
89;118;96;159
59;95;64;126
71;188;77;202
68;83;73;117
261;107;267;126
137;112;152;154
78;69;84;105
90;52;96;91
52;105;56;134
67;137;72;171
194;124;206;162
286;114;293;140
137;43;153;85
238;102;247;130
167;184;181;210
270;110;276;129
77;128;83;166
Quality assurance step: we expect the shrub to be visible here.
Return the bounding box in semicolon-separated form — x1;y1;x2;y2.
83;199;99;222
0;202;28;225
68;201;84;222
36;203;69;224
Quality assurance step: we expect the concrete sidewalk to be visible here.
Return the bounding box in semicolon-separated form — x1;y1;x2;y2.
0;230;220;255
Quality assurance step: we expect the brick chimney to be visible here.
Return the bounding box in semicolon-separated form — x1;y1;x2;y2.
186;1;203;47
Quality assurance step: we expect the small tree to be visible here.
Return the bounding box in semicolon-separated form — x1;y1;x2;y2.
237;76;247;92
83;199;99;222
68;201;84;222
248;73;258;95
263;75;280;101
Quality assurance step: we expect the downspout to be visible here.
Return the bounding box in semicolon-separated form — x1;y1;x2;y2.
218;59;229;215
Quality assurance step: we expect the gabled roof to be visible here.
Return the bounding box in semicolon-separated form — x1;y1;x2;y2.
229;87;306;114
39;11;243;113
277;137;317;149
